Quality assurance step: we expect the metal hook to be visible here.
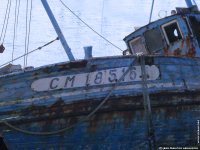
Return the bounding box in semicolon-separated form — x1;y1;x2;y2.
0;44;5;53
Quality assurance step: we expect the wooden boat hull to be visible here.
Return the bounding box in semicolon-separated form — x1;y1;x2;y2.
0;55;199;149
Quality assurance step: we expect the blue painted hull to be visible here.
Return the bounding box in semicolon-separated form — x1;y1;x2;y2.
0;56;199;149
3;96;200;149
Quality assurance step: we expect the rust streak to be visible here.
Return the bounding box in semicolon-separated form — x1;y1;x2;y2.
186;36;196;57
187;44;196;57
173;48;181;56
180;39;185;50
163;47;169;56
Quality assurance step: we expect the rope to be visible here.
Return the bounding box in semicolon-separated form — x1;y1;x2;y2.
0;0;12;44
0;37;59;68
149;0;155;23
1;57;137;135
59;0;123;52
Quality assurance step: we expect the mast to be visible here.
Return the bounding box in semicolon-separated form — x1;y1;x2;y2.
41;0;75;61
185;0;194;8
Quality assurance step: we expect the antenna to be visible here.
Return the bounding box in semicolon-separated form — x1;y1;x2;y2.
149;0;155;23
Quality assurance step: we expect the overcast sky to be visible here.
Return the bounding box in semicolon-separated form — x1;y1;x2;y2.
0;0;199;67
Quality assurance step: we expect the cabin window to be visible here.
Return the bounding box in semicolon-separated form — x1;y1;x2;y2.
144;28;164;53
129;37;148;55
162;20;183;44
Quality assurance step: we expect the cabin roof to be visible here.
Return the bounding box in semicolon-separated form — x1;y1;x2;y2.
123;13;199;43
123;15;178;42
123;11;200;57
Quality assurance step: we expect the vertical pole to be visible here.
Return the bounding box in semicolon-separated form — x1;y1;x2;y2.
140;56;156;150
185;0;193;8
149;0;155;23
41;0;75;61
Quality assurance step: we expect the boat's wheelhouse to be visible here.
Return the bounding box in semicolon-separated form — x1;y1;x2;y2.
124;8;200;58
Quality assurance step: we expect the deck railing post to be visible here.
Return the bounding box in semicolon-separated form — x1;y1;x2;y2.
140;56;156;150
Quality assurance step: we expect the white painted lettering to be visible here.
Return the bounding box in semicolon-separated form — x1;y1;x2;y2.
31;65;160;92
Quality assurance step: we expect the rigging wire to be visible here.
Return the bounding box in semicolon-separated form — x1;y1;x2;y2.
24;0;33;67
0;0;12;44
24;0;29;67
193;0;197;6
59;0;123;52
0;0;10;43
16;0;21;29
2;0;12;44
0;37;59;68
149;0;155;23
25;0;33;67
12;0;20;63
100;0;105;34
99;0;105;50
